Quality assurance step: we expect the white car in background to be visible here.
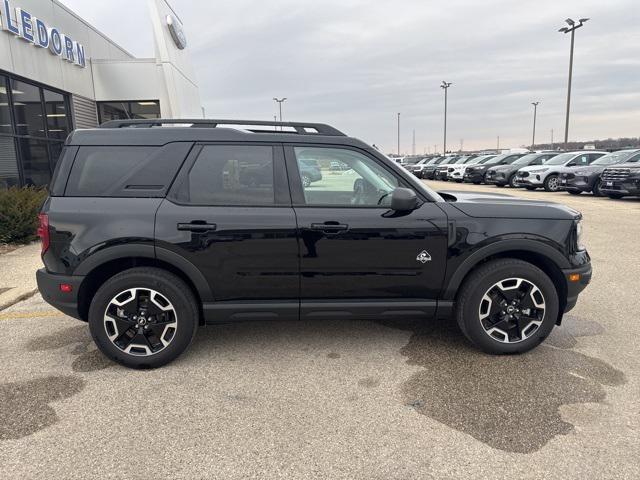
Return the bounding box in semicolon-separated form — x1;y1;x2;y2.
447;155;496;182
514;150;607;191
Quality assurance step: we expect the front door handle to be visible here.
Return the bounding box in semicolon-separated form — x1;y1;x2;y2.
177;221;217;232
310;222;349;234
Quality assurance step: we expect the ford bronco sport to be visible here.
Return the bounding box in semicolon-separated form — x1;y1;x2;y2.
37;119;592;368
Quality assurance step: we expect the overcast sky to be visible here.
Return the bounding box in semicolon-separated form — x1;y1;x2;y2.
61;0;640;153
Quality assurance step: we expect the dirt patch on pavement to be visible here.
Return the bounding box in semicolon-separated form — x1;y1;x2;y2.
0;376;86;440
391;319;625;454
25;325;112;372
0;244;19;255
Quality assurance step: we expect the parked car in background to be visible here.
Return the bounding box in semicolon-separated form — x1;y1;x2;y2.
600;152;640;199
442;156;477;182
419;157;448;179
330;160;350;171
448;154;495;182
406;156;435;177
485;152;557;188
434;156;462;181
514;151;606;192
560;149;640;196
463;153;524;184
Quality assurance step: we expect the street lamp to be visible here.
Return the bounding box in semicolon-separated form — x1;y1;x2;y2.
531;101;539;149
559;17;589;148
397;112;401;155
440;81;452;153
273;97;287;129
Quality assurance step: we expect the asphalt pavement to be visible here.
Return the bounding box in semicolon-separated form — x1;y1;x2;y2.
0;181;638;479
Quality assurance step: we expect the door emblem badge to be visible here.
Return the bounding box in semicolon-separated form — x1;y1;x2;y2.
416;250;432;263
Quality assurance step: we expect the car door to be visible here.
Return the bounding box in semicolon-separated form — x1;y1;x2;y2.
285;144;448;320
156;143;300;322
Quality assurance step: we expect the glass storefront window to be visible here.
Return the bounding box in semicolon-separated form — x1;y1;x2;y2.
44;89;70;140
0;76;12;135
18;138;51;187
11;79;45;137
98;100;160;123
0;135;20;188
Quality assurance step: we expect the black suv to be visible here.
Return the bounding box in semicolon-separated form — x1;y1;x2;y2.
37;119;592;368
598;151;640;199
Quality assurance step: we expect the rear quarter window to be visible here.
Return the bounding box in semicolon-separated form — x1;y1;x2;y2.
65;143;192;197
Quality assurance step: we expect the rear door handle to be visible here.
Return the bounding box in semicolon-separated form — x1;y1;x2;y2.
310;222;349;234
177;221;217;232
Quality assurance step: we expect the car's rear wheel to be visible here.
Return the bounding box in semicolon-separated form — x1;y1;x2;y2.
88;267;198;369
495;184;505;188
509;175;519;188
455;259;559;354
544;174;560;192
525;186;537;190
567;189;582;195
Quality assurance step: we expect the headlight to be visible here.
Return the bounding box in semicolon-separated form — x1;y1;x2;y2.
529;168;549;174
576;220;586;251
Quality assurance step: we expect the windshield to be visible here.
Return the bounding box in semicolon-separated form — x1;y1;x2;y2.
544;152;575;165
477;155;496;164
404;158;423;165
591;150;640;165
484;154;512;165
466;156;488;165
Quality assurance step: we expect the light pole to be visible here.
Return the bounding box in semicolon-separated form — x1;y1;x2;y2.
531;101;539;149
273;97;287;129
559;18;589;148
441;81;452;153
397;112;401;155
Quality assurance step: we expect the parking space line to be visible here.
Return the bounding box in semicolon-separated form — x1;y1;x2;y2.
0;310;63;320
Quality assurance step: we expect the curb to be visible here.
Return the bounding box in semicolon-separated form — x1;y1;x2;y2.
0;287;39;312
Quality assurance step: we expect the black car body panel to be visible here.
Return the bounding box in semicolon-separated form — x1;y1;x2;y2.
37;119;591;333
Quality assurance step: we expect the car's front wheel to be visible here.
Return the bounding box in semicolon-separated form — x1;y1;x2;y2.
509;174;519;188
88;267;198;369
592;179;603;197
455;259;559;354
567;189;582;195
544;174;560;192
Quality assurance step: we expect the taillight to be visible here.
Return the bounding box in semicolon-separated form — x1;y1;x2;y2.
37;213;50;254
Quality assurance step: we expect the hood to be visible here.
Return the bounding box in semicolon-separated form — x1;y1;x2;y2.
438;190;580;220
466;163;494;173
570;164;607;174
487;164;516;173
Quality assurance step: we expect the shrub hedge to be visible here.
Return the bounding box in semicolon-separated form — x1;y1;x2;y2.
0;186;48;244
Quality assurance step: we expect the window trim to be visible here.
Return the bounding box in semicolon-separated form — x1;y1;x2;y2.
284;143;422;209
166;142;290;207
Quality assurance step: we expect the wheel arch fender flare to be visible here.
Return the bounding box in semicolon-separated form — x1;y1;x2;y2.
74;244;214;303
442;238;570;300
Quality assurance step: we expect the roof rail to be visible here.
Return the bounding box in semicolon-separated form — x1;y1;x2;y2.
98;118;346;136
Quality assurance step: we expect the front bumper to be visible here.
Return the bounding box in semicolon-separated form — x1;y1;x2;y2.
36;268;85;320
513;175;543;187
434;170;449;181
484;172;509;185
561;262;592;315
560;175;595;192
600;179;640;196
463;171;486;183
447;170;464;181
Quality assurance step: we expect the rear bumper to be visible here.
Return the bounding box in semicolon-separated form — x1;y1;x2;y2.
561;262;592;314
36;268;85;320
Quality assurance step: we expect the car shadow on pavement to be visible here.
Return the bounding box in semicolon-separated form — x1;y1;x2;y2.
390;316;626;454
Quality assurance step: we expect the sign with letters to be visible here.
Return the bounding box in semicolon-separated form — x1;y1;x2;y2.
0;0;87;68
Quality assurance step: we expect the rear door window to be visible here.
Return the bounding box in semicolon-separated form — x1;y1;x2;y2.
172;145;276;205
65;143;192;197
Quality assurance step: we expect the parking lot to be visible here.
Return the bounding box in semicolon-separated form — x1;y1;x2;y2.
0;180;638;479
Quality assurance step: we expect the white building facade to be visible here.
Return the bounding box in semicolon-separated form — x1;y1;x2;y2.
0;0;201;187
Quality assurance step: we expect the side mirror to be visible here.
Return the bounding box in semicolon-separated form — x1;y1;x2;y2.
567;162;576;167
390;187;419;211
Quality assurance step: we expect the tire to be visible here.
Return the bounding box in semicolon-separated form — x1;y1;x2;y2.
509;175;519;188
455;259;559;355
473;182;481;185
495;184;505;188
607;193;624;199
567;189;582;195
543;174;560;192
88;267;199;369
301;174;311;188
525;186;537;190
592;179;603;197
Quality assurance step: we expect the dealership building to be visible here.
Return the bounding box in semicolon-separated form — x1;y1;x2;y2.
0;0;201;187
